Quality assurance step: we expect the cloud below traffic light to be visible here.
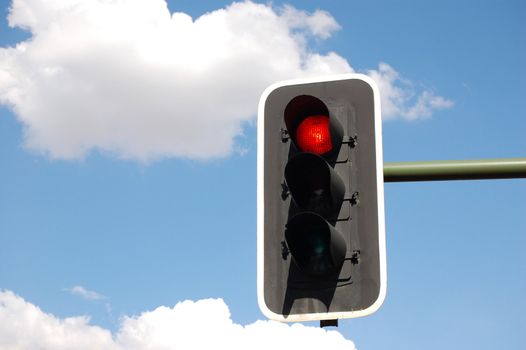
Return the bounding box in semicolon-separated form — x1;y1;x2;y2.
0;290;356;350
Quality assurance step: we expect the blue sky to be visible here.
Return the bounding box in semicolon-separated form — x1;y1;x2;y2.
0;0;525;349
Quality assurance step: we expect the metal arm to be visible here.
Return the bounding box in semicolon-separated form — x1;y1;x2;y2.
384;158;526;182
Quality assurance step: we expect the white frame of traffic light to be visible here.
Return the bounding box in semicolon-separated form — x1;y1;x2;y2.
257;73;388;322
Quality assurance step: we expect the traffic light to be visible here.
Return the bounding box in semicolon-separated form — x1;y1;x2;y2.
257;74;386;322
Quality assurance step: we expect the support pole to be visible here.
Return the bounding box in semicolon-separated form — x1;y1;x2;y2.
384;158;526;182
320;319;338;328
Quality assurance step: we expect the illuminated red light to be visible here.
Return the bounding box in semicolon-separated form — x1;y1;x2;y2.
295;115;333;155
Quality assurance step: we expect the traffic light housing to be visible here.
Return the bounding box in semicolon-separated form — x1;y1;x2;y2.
257;74;386;322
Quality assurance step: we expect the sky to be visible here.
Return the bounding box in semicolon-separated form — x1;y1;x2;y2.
0;0;525;349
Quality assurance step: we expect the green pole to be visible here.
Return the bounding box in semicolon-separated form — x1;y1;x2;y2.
384;158;526;182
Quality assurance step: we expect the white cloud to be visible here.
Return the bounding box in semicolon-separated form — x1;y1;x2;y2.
280;5;341;39
404;90;455;120
0;290;116;349
64;286;107;301
0;0;452;162
0;290;356;350
367;62;454;120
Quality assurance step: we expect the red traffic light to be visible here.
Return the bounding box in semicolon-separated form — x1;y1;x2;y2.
284;95;343;158
295;115;333;155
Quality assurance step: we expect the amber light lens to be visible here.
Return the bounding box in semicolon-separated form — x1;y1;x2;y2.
295;115;333;155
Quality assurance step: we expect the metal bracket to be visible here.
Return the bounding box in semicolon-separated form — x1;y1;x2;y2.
280;241;289;260
280;182;289;200
343;134;357;148
335;251;360;283
343;191;359;206
280;128;290;142
350;250;360;265
350;191;359;206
